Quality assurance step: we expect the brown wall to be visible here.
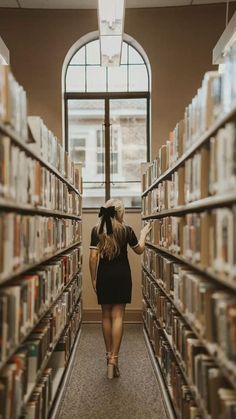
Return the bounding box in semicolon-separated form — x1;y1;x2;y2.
0;4;234;152
0;4;234;315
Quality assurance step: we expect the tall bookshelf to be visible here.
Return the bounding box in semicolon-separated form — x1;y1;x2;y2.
141;48;236;419
0;66;83;419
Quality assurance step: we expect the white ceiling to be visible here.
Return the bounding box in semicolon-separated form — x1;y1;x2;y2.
0;0;236;9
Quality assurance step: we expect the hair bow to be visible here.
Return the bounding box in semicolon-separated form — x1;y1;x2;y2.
98;206;116;235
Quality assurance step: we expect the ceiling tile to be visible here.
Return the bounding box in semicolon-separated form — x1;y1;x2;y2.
126;0;190;6
193;0;236;4
1;0;236;8
18;0;97;8
0;0;19;7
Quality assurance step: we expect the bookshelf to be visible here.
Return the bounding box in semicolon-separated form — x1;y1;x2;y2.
142;104;236;198
0;66;83;419
0;122;81;196
141;57;236;419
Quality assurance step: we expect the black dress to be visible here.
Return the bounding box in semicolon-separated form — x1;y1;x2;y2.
90;225;139;305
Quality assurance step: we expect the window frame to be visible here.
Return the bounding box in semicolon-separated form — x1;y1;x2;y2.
64;92;150;209
64;40;151;210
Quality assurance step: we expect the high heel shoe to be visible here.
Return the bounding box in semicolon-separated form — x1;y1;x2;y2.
107;355;120;379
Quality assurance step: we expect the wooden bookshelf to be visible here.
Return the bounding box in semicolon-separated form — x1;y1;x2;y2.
0;67;83;419
21;302;82;416
142;193;236;220
0;240;82;285
0;269;82;372
49;327;82;419
143;325;177;419
142;104;236;197
0;198;82;220
142;67;236;418
142;265;236;391
143;293;209;419
0;122;81;197
145;242;236;291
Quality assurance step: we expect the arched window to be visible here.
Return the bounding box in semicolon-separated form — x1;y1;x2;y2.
64;38;150;208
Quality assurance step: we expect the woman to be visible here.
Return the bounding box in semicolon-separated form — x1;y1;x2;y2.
89;198;151;379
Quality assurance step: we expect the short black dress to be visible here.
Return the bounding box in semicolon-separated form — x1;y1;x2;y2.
90;225;139;304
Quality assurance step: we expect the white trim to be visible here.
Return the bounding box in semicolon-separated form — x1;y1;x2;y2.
89;246;99;250
0;36;9;65
131;242;139;248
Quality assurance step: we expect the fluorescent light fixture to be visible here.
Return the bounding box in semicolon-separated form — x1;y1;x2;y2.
213;11;236;64
98;0;125;36
100;35;122;66
98;0;125;66
0;36;9;65
218;63;226;74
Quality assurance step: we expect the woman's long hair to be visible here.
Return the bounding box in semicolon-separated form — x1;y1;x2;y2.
97;199;126;260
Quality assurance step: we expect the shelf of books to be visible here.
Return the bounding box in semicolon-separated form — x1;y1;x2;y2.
0;65;83;419
141;45;236;419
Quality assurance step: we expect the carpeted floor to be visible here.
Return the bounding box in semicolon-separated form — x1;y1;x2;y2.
57;323;169;419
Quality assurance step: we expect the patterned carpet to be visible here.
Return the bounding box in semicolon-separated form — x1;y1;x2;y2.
57;323;169;419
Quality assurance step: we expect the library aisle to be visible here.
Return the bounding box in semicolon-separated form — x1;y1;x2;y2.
57;324;168;419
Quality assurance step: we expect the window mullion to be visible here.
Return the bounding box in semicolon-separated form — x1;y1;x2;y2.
104;98;111;201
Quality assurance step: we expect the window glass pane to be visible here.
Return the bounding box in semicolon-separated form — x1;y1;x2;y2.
108;66;127;92
97;152;105;174
121;42;128;64
83;183;105;207
110;98;147;185
66;66;85;92
86;40;100;65
129;46;144;64
68;99;105;207
129;65;148;91
110;182;142;208
70;47;85;65
87;66;106;92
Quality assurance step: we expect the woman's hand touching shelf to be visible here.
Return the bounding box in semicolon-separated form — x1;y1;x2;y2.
141;222;152;238
132;222;152;255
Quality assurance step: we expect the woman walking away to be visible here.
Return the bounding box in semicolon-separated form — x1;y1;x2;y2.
89;199;151;379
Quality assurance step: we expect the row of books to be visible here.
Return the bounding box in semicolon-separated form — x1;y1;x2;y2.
0;213;82;278
147;207;236;279
0;65;82;194
142;121;236;212
184;39;236;153
0;65;27;142
0;285;82;419
143;247;236;362
28;116;82;192
143;277;236;419
142;44;236;193
0;246;82;365
143;299;202;419
0;135;82;214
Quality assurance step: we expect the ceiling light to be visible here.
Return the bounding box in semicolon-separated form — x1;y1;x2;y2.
213;11;236;64
0;36;9;65
98;0;125;67
98;0;125;36
100;35;122;66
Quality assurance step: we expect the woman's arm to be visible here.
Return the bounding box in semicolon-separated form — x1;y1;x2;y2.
132;223;152;255
89;249;99;293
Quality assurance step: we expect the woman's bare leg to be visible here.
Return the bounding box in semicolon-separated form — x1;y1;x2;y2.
101;304;112;353
110;304;126;364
